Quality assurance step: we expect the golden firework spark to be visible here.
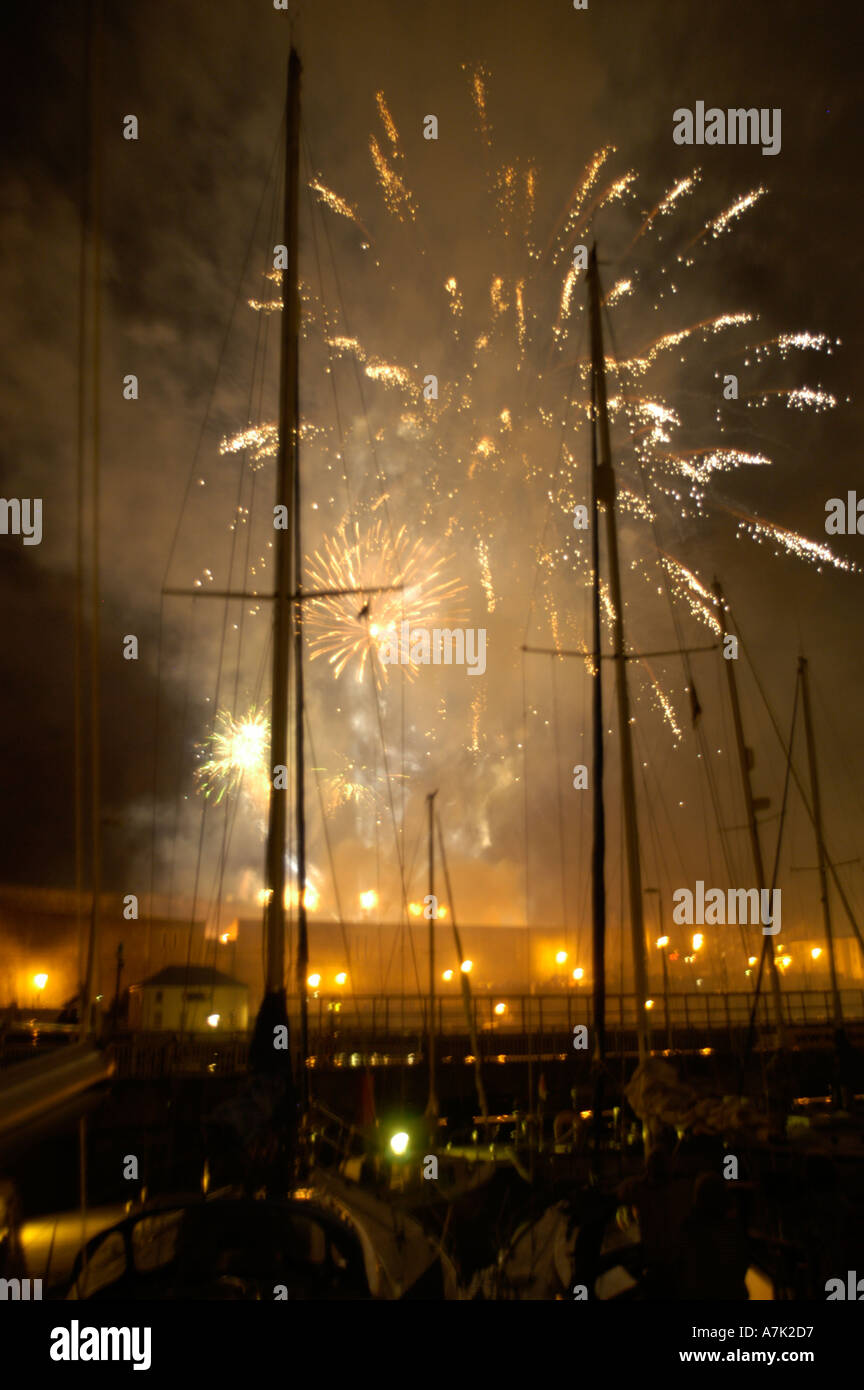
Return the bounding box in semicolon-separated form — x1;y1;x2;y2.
662;557;722;634
219;423;278;469
734;515;857;573
681;187;768;260
631;171;701;247
743;385;837;412
660;448;770;486
369;136;417;223
476;536;496;613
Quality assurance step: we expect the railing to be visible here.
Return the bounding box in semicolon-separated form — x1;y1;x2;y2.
3;990;862;1076
303;988;864;1040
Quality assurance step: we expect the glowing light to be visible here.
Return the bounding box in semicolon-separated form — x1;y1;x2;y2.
359;890;378;911
494;1002;507;1015
33;974;47;991
748;956;757;966
460;960;473;974
288;885;320;911
572;967;584;981
656;936;669;948
810;947;822;960
206;1014;220;1028
442;969;454;981
390;1131;410;1156
555;950;568;965
307;974;321;989
335;972;347;985
408;902;422;917
645;999;655;1010
692;934;704;951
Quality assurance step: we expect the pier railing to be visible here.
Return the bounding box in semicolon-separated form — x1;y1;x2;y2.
305;987;864;1038
3;989;862;1075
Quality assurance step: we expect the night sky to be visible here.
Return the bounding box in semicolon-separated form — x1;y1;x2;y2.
1;1;862;976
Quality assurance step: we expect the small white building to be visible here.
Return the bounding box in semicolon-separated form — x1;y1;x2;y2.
128;965;248;1033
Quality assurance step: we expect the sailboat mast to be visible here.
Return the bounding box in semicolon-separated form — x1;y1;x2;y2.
262;50;301;1024
426;790;439;1119
293;111;309;1100
587;245;650;1064
799;656;844;1030
712;581;785;1039
587;317;607;1117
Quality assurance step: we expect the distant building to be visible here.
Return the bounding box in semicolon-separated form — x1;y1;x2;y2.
0;886;204;1013
128;965;248;1033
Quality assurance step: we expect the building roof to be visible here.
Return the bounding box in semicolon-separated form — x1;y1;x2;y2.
134;965;248;990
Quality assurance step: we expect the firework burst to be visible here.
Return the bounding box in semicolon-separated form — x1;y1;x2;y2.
304;519;468;683
196;706;270;805
211;62;850;760
321;754;399;816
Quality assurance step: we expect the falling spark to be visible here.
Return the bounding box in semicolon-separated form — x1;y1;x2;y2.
476;536;496;613
603;278;634;308
464;62;493;149
364;358;414;392
746;331;839;361
735;515;858;573
661;448;770;485
444;276;464;321
309;179;365;231
220;424;278;468
469;684;486;758
642;663;683;741
682;187;767;259
662;557;722;633
369;137;417;222
632;172;700;245
744;385;837;412
375;92;402;155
